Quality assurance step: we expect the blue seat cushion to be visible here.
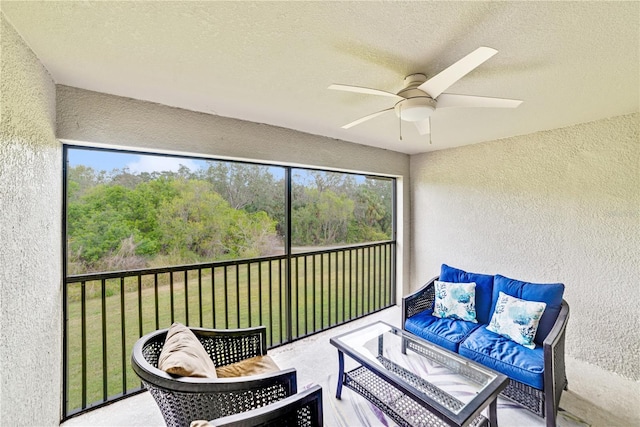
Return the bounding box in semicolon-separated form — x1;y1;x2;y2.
440;264;495;324
459;326;544;390
489;275;565;345
405;309;482;353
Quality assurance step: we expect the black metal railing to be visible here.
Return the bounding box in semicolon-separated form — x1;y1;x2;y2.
63;241;396;419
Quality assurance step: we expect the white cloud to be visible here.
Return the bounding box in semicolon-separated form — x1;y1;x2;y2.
126;155;200;174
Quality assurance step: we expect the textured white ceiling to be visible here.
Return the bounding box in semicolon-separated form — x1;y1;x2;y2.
2;1;638;154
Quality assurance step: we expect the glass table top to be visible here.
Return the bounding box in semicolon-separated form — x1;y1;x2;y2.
330;321;501;415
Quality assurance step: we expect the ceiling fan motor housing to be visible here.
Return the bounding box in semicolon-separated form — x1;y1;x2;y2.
394;73;436;121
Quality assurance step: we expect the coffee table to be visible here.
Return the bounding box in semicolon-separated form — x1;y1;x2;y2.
330;321;508;427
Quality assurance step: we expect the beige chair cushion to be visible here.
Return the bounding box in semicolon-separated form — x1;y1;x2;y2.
158;323;217;378
215;355;279;378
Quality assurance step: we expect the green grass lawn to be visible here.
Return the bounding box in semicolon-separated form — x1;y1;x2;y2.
65;249;394;414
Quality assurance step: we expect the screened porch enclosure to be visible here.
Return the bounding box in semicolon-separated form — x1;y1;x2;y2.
63;146;398;419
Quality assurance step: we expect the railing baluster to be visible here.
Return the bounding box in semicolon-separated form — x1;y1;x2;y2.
383;243;388;305
247;262;252;327
334;251;339;326
268;261;273;345
101;279;108;400
294;257;299;338
371;246;375;313
360;247;365;316
170;272;175;324
279;258;285;344
312;254;316;332
120;277;126;395
137;275;143;338
389;243;393;304
342;250;346;323
368;246;372;313
211;267;216;328
81;281;87;409
349;249;353;319
258;261;263;328
198;268;203;327
224;265;229;329
390;242;395;305
377;245;381;308
211;267;216;329
235;265;241;328
378;245;383;309
154;273;159;330
354;249;360;317
320;254;324;330
184;270;189;326
374;246;378;309
303;256;308;334
328;252;332;327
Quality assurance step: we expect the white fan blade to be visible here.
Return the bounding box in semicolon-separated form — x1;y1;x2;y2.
436;94;523;109
342;108;394;129
414;119;431;135
418;47;498;98
329;84;403;100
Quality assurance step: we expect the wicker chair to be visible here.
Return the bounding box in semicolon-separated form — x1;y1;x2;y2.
208;384;323;427
132;325;298;427
402;276;570;427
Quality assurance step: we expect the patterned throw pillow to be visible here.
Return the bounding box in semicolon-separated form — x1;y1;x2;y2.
432;280;477;322
487;292;547;349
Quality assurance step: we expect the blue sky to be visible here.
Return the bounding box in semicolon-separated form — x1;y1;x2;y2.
66;148;368;184
67;148;206;173
66;148;290;180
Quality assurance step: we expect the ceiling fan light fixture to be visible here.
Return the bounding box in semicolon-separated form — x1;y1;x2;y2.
394;97;436;122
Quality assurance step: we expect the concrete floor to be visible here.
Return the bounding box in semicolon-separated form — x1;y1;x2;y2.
62;306;640;427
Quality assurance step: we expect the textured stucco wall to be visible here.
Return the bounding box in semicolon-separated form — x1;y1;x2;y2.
55;85;411;299
55;85;410;176
410;113;640;380
0;15;61;425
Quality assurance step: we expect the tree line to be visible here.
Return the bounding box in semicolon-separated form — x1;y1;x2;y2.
67;160;392;274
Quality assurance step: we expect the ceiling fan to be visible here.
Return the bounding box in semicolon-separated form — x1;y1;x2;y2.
329;47;522;138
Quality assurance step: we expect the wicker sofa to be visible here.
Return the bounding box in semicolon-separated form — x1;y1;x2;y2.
132;325;298;427
402;264;569;427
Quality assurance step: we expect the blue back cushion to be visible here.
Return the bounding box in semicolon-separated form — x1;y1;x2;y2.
440;264;495;324
489;274;565;345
